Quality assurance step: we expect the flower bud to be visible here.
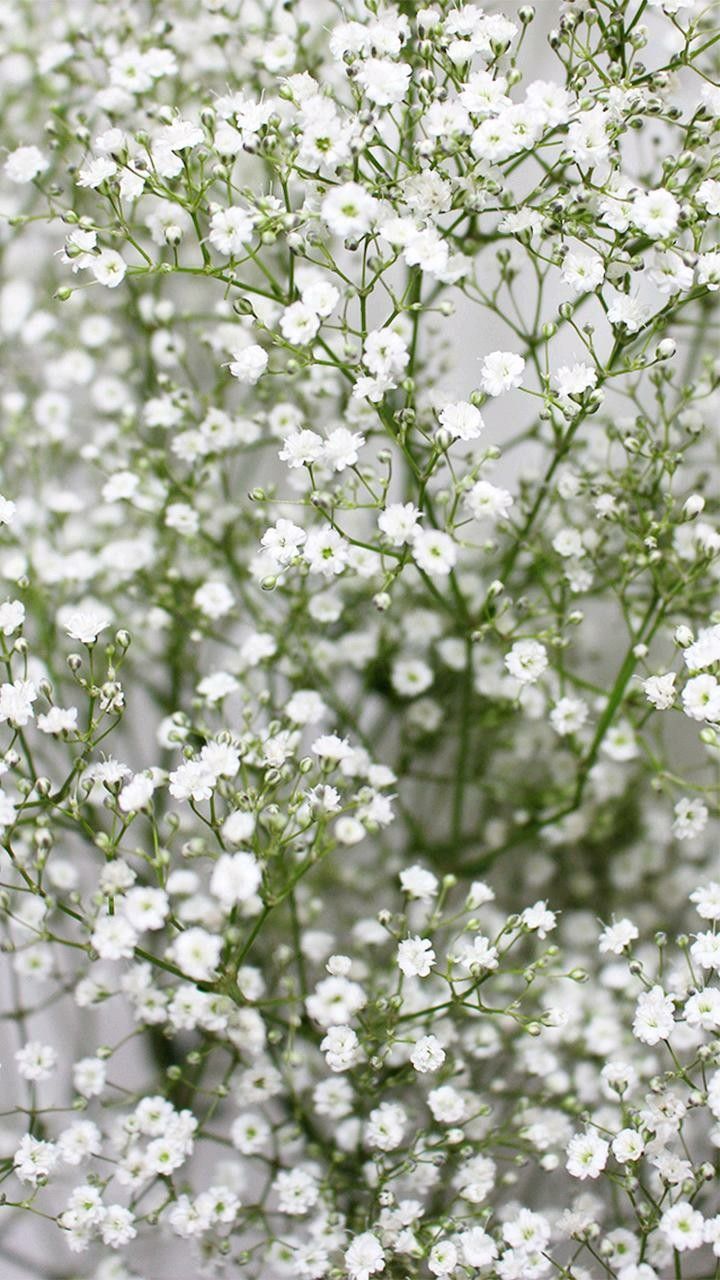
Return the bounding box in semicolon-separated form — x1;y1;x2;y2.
674;624;693;647
655;338;676;360
683;494;705;518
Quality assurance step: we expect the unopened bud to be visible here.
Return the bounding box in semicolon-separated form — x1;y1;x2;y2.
655;338;676;360
683;494;705;518
674;624;693;647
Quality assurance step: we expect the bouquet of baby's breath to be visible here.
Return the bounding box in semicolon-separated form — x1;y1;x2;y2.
3;0;720;1276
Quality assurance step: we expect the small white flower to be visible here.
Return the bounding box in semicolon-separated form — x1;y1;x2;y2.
91;915;137;961
118;773;156;814
222;811;256;845
691;931;720;972
612;1129;645;1164
673;796;708;840
208;206;255;254
397;935;435;977
631;188;680;239
412;528;457;577
5;145;49;183
345;1231;385;1280
73;1056;107;1098
306;976;366;1026
552;363;598;399
410;1034;446;1073
479;350;525;396
682;673;720;721
504;639;548;685
0;496;16;525
280;301;321;346
357;57;411;106
690;881;720;921
439;400;484;441
683;624;720;672
91;249;127;288
465;480;513;522
392;658;433;697
550;696;588;735
659;1202;705;1252
322;427;365;472
311;732;353;761
321;1025;362;1072
399;865;439;899
228;344;268;383
633;985;675;1044
38;705;79;735
601;720;639;761
365;1101;407;1151
378;502;422;546
458;934;498;973
428;1239;458;1276
171;928;223;981
64;604;112;644
0;600;24;635
427;1085;467;1125
14;1134;59;1185
0;679;37;726
193;580;234;620
552;527;585;559
210;852;262;908
122;886;169;932
459;1227;498;1268
78;156;117;188
566;1130;609;1179
561;251;605;292
643;671;676;710
15;1041;58;1082
599;918;638;954
322;182;379;237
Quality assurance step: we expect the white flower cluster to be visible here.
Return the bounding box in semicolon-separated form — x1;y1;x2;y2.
2;0;720;1274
